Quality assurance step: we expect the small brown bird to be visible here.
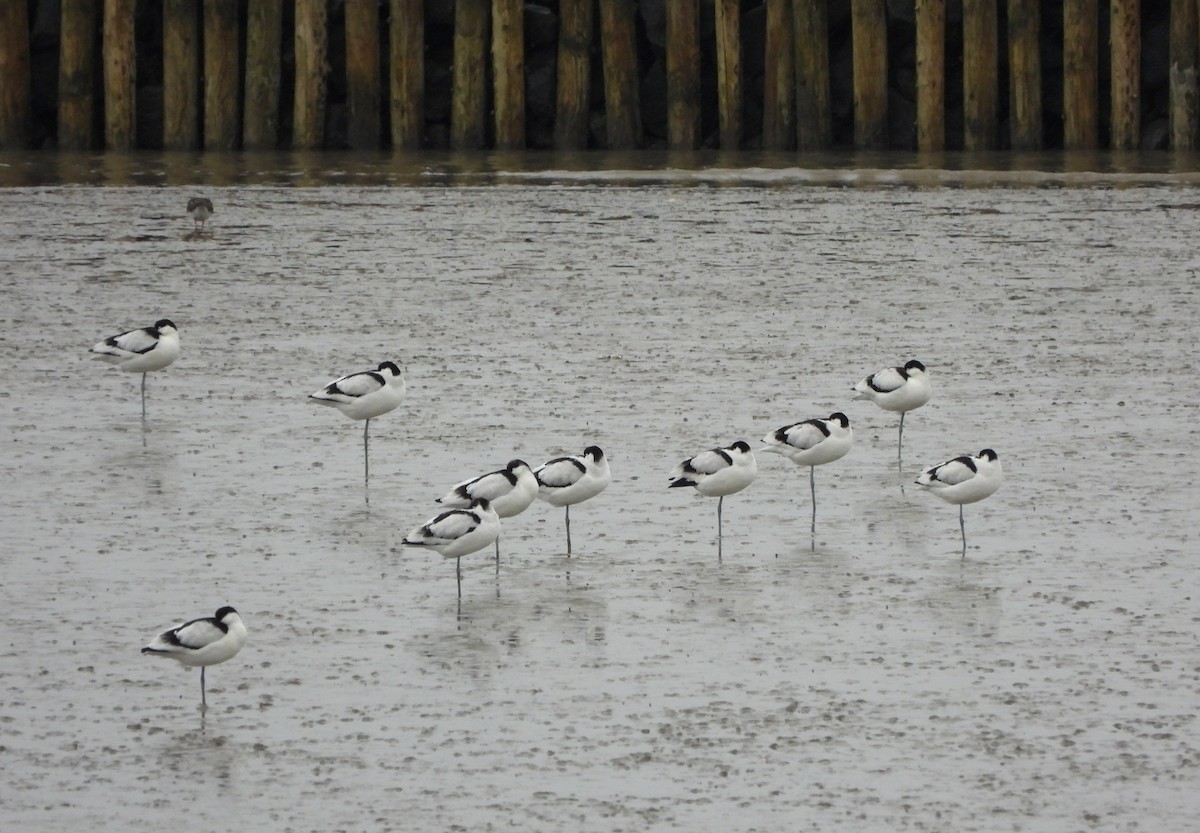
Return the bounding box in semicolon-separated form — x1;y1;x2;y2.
187;197;214;231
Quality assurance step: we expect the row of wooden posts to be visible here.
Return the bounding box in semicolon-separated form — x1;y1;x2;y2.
0;1;1198;152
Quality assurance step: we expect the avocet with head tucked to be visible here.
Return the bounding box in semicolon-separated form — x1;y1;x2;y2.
437;460;538;563
404;498;501;596
535;446;610;556
916;448;1002;556
669;440;757;547
852;359;931;460
310;361;406;486
187;197;214;232
761;412;853;538
90;319;181;418
141;605;247;709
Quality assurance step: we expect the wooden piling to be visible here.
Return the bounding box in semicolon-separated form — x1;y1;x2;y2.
163;0;200;149
555;0;593;149
0;0;31;148
1063;0;1099;149
714;0;743;150
598;0;642;149
492;0;525;150
852;0;888;149
1109;0;1140;150
102;0;136;150
915;0;945;152
204;0;240;151
962;0;999;151
1007;0;1042;149
389;0;425;150
244;0;283;150
1170;0;1199;150
345;0;382;149
666;0;701;149
294;0;328;149
451;0;488;149
59;0;97;150
763;0;795;150
793;0;832;150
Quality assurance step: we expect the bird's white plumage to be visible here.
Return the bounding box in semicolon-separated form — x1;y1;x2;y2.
669;440;758;497
141;606;248;668
852;359;932;413
309;361;406;421
535;446;611;507
916;449;1002;505
761;412;853;467
438;460;539;518
90;319;181;374
403;499;501;559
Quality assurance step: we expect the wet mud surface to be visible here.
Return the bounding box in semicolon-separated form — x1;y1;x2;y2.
1;181;1198;831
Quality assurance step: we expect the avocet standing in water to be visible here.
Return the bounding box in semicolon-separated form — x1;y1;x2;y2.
187;197;213;232
535;446;610;556
916;448;1002;556
141;606;248;709
309;361;406;487
852;359;931;460
403;498;501;597
90;318;181;419
437;460;539;563
761;412;853;540
669;440;757;553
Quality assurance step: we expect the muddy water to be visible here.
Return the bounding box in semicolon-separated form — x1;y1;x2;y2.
1;175;1198;831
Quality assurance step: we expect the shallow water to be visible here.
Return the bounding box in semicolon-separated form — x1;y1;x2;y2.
1;177;1198;831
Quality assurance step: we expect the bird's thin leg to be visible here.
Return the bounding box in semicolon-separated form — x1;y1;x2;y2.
810;466;817;534
141;373;147;420
200;666;207;709
456;558;462;598
494;537;501;572
565;505;572;556
960;505;967;558
363;419;371;486
717;496;724;540
898;411;906;462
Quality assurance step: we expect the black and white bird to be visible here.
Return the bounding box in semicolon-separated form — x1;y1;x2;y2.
534;446;611;556
761;412;853;538
403;498;502;597
669;440;757;548
916;448;1002;556
90;319;181;419
309;361;406;487
437;460;538;563
141;606;248;709
187;197;214;232
852;359;931;460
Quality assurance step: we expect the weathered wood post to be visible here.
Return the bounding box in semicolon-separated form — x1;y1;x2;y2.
598;0;641;149
1170;0;1199;149
962;0;998;150
1108;0;1137;149
451;0;488;149
0;0;31;148
492;0;525;149
103;0;136;150
389;0;424;150
59;0;97;150
793;0;831;150
346;0;382;149
763;0;795;150
294;0;328;149
163;0;200;149
715;0;742;150
244;0;283;150
1063;0;1099;149
204;0;240;151
666;0;701;149
555;0;593;149
1007;0;1042;150
915;0;945;151
1109;0;1140;150
852;0;888;149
